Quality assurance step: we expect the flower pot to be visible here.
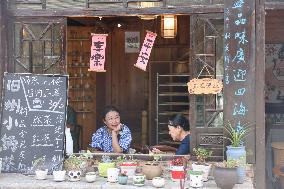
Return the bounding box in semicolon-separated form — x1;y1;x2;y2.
192;162;211;181
142;163;163;180
118;175;128;185
53;170;66;182
68;170;82;182
120;162;137;178
171;166;185;181
35;169;48;180
213;166;238;189
133;174;146;186
98;162;115;177
188;170;203;188
226;145;246;183
85;172;96;183
107;168;119;183
152;177;165;188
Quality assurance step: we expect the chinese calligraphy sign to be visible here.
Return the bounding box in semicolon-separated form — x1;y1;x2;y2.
187;78;223;94
134;31;157;71
89;34;108;72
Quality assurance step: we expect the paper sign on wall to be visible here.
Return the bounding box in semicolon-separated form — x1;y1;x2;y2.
187;78;223;94
134;30;157;71
89;34;108;72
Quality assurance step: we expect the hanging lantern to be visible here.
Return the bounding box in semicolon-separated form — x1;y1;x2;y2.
161;15;177;38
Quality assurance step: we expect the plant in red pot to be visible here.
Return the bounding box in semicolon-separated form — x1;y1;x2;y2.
170;157;187;181
116;155;137;178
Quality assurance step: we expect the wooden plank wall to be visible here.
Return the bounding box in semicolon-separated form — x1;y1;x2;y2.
266;10;284;43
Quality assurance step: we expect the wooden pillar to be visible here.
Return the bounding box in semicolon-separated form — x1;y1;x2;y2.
255;0;266;188
0;1;7;97
224;0;256;163
224;0;265;188
141;110;148;146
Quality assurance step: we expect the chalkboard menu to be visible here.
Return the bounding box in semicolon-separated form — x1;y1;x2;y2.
0;73;68;174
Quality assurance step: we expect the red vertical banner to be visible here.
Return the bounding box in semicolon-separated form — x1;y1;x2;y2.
89;34;108;72
134;31;157;71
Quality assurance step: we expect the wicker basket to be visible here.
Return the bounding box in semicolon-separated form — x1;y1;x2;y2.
272;142;284;166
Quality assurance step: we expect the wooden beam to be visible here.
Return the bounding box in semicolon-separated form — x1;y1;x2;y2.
255;0;266;188
8;5;223;17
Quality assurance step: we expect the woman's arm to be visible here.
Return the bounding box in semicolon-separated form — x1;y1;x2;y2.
118;125;132;153
112;131;123;153
90;128;103;150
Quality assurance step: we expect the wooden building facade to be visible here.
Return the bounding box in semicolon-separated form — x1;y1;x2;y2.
3;0;284;188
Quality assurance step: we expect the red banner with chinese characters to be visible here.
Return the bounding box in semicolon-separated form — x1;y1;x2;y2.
134;31;157;71
89;34;108;72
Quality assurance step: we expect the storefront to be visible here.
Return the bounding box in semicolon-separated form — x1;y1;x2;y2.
0;0;269;188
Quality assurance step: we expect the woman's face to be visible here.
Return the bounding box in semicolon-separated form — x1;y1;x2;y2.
168;125;181;141
104;111;121;130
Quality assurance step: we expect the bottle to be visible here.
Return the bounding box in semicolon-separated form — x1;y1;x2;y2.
65;127;73;155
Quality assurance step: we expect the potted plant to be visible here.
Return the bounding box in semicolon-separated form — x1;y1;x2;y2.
142;154;163;180
32;157;48;180
116;155;137;178
213;159;239;189
98;155;115;177
85;171;97;183
224;121;252;183
64;154;88;177
118;171;128;185
170;157;187;181
192;147;213;181
188;170;204;188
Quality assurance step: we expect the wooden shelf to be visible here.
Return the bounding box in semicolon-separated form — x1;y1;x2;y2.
159;92;189;96
159;102;189;106
158;111;189;116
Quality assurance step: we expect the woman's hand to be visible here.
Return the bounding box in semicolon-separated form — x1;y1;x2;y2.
150;148;162;154
112;123;122;135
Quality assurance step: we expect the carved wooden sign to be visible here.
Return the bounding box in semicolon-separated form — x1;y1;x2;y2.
187;78;223;94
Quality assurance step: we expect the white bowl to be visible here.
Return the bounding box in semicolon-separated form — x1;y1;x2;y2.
35;169;48;180
53;170;66;181
152;177;165;188
85;172;96;183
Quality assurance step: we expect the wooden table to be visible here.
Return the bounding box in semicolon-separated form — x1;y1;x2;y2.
0;173;254;189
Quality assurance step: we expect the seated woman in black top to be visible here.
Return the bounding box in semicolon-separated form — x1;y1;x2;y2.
153;114;190;155
167;114;190;155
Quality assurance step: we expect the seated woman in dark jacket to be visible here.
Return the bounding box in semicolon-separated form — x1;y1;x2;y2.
153;114;190;155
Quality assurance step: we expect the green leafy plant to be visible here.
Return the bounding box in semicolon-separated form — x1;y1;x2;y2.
221;159;239;168
193;147;213;164
32;157;46;171
119;170;128;177
224;121;252;147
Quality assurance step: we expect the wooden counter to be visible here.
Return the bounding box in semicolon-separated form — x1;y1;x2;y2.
0;173;254;189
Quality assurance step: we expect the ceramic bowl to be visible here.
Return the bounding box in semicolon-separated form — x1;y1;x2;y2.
152;177;165;188
85;172;96;183
53;170;66;181
35;169;48;180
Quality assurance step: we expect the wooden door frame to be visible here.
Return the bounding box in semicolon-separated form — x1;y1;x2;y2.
189;13;224;161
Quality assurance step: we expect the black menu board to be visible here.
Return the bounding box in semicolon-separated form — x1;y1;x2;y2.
0;73;68;173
